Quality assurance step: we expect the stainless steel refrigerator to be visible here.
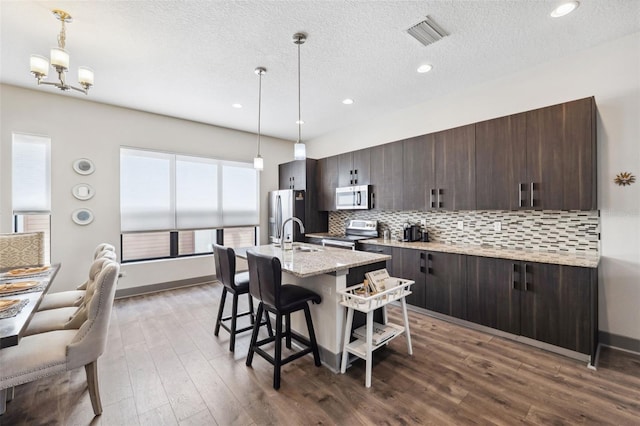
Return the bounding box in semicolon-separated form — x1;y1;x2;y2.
268;189;306;244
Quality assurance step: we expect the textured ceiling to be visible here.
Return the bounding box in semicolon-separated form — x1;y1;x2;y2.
1;1;639;142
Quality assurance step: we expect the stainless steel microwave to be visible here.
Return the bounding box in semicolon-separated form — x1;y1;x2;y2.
336;185;372;210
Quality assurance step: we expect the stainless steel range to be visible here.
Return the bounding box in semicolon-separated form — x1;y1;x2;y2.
321;219;378;250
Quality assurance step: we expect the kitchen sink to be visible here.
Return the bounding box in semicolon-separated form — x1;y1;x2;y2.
292;244;323;252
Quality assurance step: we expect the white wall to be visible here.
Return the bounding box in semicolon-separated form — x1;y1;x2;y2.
0;85;293;291
309;32;640;342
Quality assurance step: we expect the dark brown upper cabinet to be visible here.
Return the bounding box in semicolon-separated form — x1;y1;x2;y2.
526;97;596;210
337;148;371;187
317;156;338;211
370;141;404;210
278;160;307;190
433;124;476;210
475;113;528;210
402;135;435;211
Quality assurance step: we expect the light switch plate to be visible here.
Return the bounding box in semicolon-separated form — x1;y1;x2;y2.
457;221;464;230
493;221;502;232
420;219;427;227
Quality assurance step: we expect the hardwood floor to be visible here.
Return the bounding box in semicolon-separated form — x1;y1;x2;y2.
2;282;639;425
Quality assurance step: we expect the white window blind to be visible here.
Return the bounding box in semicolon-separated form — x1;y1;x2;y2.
120;148;259;232
176;155;220;229
12;133;51;213
120;149;174;232
222;162;259;226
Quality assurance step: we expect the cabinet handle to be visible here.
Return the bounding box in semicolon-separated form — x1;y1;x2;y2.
354;169;358;185
427;253;433;274
437;189;443;208
350;170;353;185
524;264;530;291
512;263;518;289
419;252;426;273
518;183;526;208
371;192;375;209
430;189;436;208
530;182;535;208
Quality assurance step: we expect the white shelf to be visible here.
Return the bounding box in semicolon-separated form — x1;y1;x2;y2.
345;322;406;358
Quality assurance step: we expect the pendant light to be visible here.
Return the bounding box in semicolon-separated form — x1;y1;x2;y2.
293;33;307;160
253;67;266;171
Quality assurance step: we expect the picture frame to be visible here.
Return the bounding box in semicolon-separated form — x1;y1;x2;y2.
72;158;95;175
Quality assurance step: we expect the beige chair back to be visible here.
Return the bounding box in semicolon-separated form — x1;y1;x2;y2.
93;243;116;259
67;260;120;369
0;232;45;268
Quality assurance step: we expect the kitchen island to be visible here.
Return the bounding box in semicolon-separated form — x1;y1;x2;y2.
236;243;391;371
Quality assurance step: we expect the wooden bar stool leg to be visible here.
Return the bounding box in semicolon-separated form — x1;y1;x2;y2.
274;312;283;390
340;307;355;374
214;287;228;336
303;304;321;367
248;293;255;325
246;303;263;367
264;310;274;337
285;313;292;349
229;293;239;352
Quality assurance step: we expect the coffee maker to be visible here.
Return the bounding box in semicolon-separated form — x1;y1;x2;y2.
402;223;422;242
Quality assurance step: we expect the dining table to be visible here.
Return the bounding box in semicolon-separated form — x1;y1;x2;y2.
0;264;60;348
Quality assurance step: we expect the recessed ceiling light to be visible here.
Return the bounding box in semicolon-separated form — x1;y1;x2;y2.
296;120;305;125
417;64;433;74
551;1;580;18
342;98;354;105
232;103;242;109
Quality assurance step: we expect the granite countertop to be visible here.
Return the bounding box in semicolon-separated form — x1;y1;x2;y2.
358;238;600;268
235;243;391;278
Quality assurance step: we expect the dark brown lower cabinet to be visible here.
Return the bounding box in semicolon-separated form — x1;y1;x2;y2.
397;248;466;319
467;256;597;357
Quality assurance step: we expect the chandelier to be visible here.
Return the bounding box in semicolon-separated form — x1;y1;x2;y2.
293;33;307;160
29;9;94;95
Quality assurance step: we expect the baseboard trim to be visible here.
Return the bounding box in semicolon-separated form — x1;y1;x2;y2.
598;331;640;354
115;275;217;299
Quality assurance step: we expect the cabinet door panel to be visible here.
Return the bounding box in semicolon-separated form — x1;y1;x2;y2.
466;256;520;334
278;163;290;189
434;124;476;210
370;142;403;210
338;153;353;187
520;263;592;354
475;114;527;210
403;135;434;211
318;156;338;211
399;248;426;308
426;252;466;318
526;98;595;210
352;148;371;186
358;243;393;271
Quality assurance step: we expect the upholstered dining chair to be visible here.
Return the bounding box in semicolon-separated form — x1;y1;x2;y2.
0;259;120;416
0;232;45;268
26;257;112;335
38;244;116;311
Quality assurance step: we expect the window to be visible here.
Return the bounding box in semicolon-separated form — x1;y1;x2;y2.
120;148;259;262
12;133;51;264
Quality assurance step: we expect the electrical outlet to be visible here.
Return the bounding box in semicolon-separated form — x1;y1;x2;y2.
493;221;502;232
420;219;427;227
457;221;464;230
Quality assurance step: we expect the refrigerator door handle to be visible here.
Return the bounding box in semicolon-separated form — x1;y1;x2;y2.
276;195;282;240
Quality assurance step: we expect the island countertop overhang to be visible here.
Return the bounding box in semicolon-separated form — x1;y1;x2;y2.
235;244;391;278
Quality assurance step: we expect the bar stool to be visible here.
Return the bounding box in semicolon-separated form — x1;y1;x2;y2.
245;251;322;390
213;244;271;352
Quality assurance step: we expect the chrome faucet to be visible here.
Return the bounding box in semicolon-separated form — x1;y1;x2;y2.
280;216;305;245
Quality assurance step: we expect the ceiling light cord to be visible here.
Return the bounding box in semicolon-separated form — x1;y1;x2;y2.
297;38;301;144
254;67;266;170
293;33;307;160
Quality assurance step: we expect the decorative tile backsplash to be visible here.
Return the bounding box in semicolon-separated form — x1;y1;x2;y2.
329;210;600;254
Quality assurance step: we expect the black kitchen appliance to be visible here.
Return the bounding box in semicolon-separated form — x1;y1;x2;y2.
403;224;422;242
320;219;378;250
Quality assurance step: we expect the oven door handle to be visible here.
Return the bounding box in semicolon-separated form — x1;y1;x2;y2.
321;239;356;251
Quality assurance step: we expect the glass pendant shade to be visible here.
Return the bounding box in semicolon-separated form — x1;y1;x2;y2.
30;55;49;76
78;67;94;85
253;156;264;171
294;142;306;160
50;47;69;70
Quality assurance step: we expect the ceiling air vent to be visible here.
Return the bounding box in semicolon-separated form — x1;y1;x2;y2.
406;16;448;46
